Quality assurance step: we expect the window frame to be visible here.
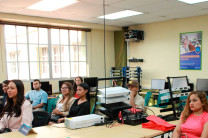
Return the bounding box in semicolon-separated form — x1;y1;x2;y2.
4;25;88;81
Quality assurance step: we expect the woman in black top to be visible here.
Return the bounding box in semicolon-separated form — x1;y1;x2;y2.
58;83;90;122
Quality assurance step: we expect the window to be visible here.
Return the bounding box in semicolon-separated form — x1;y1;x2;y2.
4;25;87;80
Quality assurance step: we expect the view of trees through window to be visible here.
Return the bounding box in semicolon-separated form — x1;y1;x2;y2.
4;25;87;80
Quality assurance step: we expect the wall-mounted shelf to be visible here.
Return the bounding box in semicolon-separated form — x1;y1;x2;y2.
129;59;143;62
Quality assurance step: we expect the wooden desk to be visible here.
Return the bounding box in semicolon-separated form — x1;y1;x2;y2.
146;107;173;116
0;107;177;138
140;91;159;96
0;121;177;138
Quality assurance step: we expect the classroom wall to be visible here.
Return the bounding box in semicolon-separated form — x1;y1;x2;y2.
128;14;208;89
0;13;120;92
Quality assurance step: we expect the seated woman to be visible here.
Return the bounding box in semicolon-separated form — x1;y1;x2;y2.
127;80;144;108
58;82;90;122
73;76;83;98
50;82;76;123
0;80;33;132
172;91;208;138
1;80;10;111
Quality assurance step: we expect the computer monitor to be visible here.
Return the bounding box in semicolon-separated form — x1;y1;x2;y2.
196;79;208;92
59;80;74;92
172;78;188;89
151;79;166;90
31;81;52;95
0;83;4;96
84;77;98;92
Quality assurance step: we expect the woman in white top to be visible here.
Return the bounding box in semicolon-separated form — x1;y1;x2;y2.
52;82;76;117
127;80;144;108
0;80;33;132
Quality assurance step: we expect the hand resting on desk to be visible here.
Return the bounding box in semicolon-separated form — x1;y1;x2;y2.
58;117;65;123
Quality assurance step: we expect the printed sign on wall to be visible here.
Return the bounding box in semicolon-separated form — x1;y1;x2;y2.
180;31;202;70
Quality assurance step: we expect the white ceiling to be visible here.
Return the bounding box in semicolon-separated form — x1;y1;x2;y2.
0;0;208;27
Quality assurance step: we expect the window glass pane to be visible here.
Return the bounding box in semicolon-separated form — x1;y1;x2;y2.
29;44;39;61
79;46;86;61
52;45;60;61
7;62;18;80
61;46;69;61
60;30;68;45
4;25;16;43
16;26;27;43
30;62;39;79
28;27;38;44
5;25;87;81
70;46;78;61
52;62;61;78
19;62;29;80
61;62;70;78
40;62;49;79
71;62;78;77
18;44;28;61
79;62;86;76
70;30;77;45
51;29;59;44
39;28;48;44
78;31;86;45
39;45;49;61
6;44;17;62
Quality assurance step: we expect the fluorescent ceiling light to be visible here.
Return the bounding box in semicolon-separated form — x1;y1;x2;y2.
27;0;78;11
98;10;143;20
177;0;208;4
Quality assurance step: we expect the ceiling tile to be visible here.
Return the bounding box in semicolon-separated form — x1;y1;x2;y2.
132;0;188;13
0;0;39;8
109;0;166;9
81;0;125;5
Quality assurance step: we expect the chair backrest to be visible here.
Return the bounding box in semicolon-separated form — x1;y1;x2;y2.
32;111;51;127
180;95;188;101
46;98;58;114
144;92;152;106
178;95;188;111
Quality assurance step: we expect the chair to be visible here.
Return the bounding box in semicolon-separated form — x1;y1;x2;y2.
144;92;152;106
178;95;188;112
179;95;188;106
32;111;51;127
46;98;58;114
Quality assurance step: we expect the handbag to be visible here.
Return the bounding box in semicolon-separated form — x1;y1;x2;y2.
50;115;61;122
0;128;12;134
142;115;176;131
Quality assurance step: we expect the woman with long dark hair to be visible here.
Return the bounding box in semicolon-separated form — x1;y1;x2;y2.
58;82;90;122
0;80;33;132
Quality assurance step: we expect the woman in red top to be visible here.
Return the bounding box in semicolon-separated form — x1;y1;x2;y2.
173;91;208;138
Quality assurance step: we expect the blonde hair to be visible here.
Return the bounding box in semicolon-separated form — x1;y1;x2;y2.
181;91;208;123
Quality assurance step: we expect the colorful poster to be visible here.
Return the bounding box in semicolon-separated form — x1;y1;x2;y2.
180;31;202;70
